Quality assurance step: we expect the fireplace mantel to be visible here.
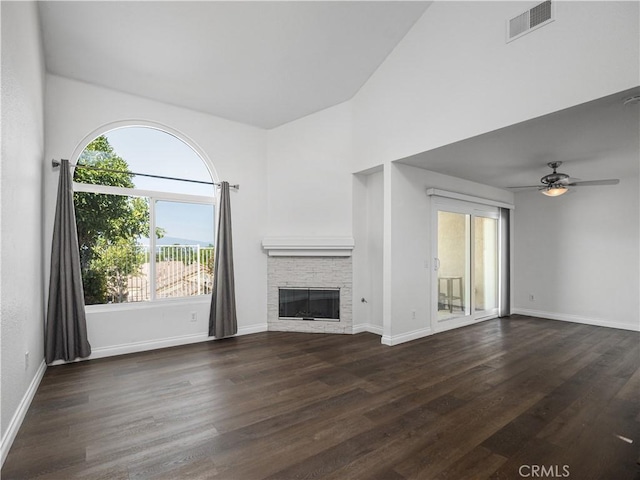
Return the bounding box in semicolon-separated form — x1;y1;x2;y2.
262;237;354;257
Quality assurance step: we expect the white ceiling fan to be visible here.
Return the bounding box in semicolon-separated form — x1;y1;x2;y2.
508;161;620;196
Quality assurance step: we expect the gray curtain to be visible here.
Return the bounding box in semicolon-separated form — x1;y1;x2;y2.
498;207;511;317
209;181;238;338
45;159;92;364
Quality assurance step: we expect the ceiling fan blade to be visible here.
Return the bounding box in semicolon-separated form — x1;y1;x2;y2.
506;185;542;190
557;177;580;185
567;179;620;186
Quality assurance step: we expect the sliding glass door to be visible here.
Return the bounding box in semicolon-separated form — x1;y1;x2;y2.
433;199;500;330
437;211;470;320
474;216;498;315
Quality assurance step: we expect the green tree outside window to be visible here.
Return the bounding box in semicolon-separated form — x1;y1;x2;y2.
74;136;163;304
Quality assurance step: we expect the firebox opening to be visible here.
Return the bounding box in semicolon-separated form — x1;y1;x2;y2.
278;288;340;321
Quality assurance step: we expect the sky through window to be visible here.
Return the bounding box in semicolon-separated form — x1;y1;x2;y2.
99;127;215;245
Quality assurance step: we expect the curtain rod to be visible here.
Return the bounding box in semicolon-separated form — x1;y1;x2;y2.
51;159;239;189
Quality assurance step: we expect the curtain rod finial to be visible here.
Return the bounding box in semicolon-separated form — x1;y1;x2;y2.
217;183;240;190
52;159;60;168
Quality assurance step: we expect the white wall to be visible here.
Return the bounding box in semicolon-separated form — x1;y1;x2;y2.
366;170;384;331
266;102;353;237
386;163;514;344
352;174;368;329
352;168;383;333
513;170;640;331
0;0;47;463
352;1;640;171
44;75;269;356
347;0;638;342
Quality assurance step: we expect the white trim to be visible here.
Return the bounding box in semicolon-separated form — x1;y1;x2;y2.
85;295;211;314
78;333;210;361
513;308;640;332
435;314;498;334
262;237;355;257
69;120;220;185
381;326;432;346
426;188;514;210
149;197;158;301
49;323;269;365
353;164;383;176
265;248;351;257
266;249;353;257
352;324;383;335
72;182;215;205
1;360;47;467
237;323;269;336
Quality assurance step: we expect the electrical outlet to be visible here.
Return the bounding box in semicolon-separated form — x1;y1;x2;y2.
529;294;535;302
190;312;197;322
411;310;416;320
25;351;29;369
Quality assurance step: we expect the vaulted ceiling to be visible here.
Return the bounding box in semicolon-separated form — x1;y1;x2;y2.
38;1;638;187
39;1;430;129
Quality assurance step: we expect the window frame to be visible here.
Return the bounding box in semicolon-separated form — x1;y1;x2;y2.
70;123;218;311
73;181;218;312
73;177;216;311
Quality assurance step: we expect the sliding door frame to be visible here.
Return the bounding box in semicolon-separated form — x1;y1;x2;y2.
430;196;502;333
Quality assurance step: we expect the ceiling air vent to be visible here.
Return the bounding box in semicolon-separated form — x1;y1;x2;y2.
507;0;554;43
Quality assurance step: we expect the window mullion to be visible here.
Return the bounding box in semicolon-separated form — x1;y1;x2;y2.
470;214;476;317
149;197;156;302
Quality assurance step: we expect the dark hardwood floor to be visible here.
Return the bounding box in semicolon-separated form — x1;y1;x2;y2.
3;315;640;479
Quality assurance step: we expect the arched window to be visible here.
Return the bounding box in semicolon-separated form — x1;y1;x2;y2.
72;126;215;305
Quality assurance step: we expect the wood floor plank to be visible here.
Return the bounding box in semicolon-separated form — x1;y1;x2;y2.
3;316;639;480
434;446;508;480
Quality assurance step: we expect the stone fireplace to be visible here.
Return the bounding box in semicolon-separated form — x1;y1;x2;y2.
263;238;353;334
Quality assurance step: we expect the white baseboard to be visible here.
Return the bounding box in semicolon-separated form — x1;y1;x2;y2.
50;323;270;365
238;323;269;336
381;326;432;346
512;308;640;332
433;314;497;334
1;360;47;467
87;333;210;360
352;324;383;335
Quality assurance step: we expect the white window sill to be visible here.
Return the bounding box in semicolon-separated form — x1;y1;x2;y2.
85;296;212;313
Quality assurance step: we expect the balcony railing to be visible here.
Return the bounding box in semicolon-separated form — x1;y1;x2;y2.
122;245;214;303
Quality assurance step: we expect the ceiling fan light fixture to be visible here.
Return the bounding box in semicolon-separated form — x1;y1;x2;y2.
509;163;619;194
541;185;568;197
